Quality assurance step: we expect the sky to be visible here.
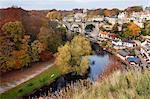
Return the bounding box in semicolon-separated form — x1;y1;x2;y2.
0;0;150;10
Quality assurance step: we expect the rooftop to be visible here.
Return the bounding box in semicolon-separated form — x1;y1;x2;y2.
127;57;141;63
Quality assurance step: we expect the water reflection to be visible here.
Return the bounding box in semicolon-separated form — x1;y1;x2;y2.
88;52;121;81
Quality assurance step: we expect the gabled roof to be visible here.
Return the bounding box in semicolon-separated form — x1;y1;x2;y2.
100;32;109;35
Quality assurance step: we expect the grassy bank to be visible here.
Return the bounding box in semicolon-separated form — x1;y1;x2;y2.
46;69;150;99
0;64;61;99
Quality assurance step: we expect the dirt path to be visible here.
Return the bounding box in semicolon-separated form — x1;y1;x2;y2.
0;60;55;94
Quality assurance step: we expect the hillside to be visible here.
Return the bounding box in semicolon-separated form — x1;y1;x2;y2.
0;7;48;35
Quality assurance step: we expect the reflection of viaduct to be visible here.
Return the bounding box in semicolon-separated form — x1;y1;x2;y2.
62;21;100;36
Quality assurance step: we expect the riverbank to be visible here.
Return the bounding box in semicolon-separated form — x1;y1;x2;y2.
27;72;89;98
25;47;127;98
0;64;61;99
0;40;127;99
42;69;150;99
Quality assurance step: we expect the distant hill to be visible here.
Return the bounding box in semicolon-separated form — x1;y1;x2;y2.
124;6;143;14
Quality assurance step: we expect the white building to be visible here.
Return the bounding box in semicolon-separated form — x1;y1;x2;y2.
74;13;86;22
112;39;123;46
105;17;117;25
140;39;150;62
117;12;128;24
129;11;150;28
118;12;127;20
63;17;74;22
92;16;104;22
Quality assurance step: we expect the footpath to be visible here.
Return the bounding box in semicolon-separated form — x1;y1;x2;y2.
0;60;54;94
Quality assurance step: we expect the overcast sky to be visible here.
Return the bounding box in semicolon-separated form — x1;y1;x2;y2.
0;0;150;10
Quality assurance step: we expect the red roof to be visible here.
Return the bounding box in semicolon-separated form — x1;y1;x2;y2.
100;32;109;35
144;11;150;14
109;33;118;38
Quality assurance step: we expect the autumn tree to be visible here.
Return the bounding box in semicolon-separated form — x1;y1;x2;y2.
86;9;100;19
103;9;120;17
38;26;66;53
141;20;150;36
38;27;51;49
0;37;15;72
31;40;46;62
46;11;62;21
0;21;32;72
123;22;141;39
111;23;119;34
56;35;91;75
10;50;30;69
103;9;111;17
2;21;24;44
11;35;31;69
125;6;143;15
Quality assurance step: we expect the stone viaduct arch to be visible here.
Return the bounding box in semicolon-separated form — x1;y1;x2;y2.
62;21;100;36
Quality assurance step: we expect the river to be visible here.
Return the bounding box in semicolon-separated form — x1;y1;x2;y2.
26;46;123;98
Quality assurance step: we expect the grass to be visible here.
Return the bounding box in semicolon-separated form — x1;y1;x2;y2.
46;69;150;99
0;64;61;99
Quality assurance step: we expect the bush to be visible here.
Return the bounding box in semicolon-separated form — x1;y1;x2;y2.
40;51;53;62
42;69;150;99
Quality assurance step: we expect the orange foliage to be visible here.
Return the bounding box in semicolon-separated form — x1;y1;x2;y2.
125;22;141;39
104;10;112;17
12;50;25;58
128;23;141;36
15;60;22;69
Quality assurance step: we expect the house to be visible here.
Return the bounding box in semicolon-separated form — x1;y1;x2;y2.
118;12;128;20
122;40;136;48
109;33;118;40
127;57;141;65
99;32;109;39
63;17;74;22
140;39;150;62
112;39;122;46
74;13;86;22
118;50;129;57
112;39;125;49
92;16;104;22
117;12;128;24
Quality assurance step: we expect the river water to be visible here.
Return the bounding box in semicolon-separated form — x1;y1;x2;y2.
26;47;122;98
88;50;122;81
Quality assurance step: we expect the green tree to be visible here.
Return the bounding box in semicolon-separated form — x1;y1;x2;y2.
38;27;51;49
111;23;119;34
31;40;46;62
56;42;72;73
71;35;92;57
38;26;66;53
0;21;30;72
46;11;62;20
2;21;24;44
141;20;150;36
11;50;31;69
56;35;92;75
